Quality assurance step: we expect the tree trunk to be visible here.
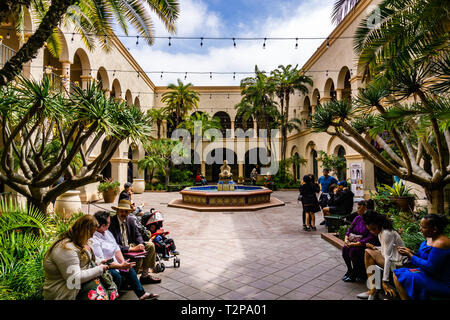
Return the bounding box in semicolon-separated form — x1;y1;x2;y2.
428;186;446;214
26;197;50;216
0;0;76;86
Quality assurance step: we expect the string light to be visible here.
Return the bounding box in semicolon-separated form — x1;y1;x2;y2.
71;33;74;42
136;36;139;46
326;38;330;48
200;37;203;47
168;37;171;46
184;72;187;80
295;38;298;49
233;38;236;48
263;38;266;49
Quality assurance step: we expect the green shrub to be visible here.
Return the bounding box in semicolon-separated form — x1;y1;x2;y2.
170;168;193;183
97;179;120;193
337;225;348;240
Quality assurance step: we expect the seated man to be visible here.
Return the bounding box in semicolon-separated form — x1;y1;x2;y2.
195;172;207;185
109;199;161;285
90;210;159;300
323;181;354;219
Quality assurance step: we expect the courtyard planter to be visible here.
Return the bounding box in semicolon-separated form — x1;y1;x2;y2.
132;178;145;194
98;179;120;203
388;196;415;212
54;190;82;219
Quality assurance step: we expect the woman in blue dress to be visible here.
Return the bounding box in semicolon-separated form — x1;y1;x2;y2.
393;214;450;300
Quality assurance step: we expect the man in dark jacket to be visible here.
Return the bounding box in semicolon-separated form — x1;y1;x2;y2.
323;181;354;217
109;199;161;284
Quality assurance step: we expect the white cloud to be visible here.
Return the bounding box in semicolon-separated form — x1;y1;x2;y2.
129;0;335;86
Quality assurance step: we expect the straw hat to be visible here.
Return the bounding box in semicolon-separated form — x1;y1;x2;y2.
111;199;134;212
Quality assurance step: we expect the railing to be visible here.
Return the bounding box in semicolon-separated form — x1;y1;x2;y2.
0;43;16;68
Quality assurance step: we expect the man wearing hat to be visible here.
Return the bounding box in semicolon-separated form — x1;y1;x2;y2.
109;199;161;284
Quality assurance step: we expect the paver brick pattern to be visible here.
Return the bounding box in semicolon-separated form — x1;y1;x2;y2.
84;190;367;300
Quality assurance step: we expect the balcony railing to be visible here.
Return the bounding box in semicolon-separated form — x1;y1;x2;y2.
0;43;16;68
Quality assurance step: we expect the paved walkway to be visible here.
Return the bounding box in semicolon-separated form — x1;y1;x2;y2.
84;190;367;300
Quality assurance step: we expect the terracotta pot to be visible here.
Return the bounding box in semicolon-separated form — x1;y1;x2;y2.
132;178;145;194
102;189;117;203
388;196;415;212
54;190;82;219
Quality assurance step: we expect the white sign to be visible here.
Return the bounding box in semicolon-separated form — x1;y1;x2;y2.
350;163;364;198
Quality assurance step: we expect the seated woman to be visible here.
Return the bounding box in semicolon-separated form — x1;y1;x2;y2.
43;215;111;300
357;210;407;300
393;214;450;300
91;211;159;300
342;200;379;282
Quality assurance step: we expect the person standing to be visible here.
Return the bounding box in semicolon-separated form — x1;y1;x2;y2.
299;175;321;231
318;168;338;225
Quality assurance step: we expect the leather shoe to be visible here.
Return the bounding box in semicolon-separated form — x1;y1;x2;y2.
140;275;161;284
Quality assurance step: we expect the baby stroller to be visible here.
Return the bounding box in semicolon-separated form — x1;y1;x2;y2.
141;208;180;273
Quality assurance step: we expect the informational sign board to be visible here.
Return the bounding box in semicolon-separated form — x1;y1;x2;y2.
350;163;364;198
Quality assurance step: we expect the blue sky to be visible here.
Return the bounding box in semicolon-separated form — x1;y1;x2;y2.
119;0;335;86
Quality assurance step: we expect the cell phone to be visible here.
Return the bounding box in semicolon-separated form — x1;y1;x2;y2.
105;258;114;265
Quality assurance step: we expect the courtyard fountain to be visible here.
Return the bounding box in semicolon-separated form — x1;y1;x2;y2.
168;161;285;211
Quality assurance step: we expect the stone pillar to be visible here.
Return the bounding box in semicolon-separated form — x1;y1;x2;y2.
80;75;94;90
230;120;235;138
253;120;257;138
201;161;206;177
350;75;363;99
320;97;332;104
345;154;375;200
238;162;244;179
60;61;71;95
110;158;130;190
336;88;343;101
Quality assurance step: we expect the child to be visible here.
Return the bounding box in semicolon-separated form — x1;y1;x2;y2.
142;209;178;260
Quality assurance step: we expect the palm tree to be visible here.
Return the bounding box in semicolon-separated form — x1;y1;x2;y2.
235;66;279;151
161;79;200;129
331;0;361;25
177;111;222;141
0;0;180;86
270;64;313;161
148;107;167;139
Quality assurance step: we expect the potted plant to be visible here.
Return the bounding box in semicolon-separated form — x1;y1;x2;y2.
98;179;120;203
378;182;416;212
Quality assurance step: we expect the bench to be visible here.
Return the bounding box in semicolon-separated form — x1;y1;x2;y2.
325;214;347;233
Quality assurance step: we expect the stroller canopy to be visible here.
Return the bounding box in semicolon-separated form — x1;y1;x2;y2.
142;209;164;227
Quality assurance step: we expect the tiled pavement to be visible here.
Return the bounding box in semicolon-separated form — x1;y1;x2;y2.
83;190;367;300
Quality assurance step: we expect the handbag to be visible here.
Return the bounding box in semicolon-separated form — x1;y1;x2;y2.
348;233;363;242
76;249;119;300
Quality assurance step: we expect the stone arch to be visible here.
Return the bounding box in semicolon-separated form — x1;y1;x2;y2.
213;111;231;138
134;96;140;109
70;48;91;90
303;95;312;121
311;89;320;108
111;79;122;99
96;67;109;91
324;78;337;101
125;89;133;106
305;141;318;178
337;66;352;101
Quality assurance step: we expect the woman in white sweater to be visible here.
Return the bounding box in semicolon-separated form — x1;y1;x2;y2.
43;215;109;300
356;210;406;300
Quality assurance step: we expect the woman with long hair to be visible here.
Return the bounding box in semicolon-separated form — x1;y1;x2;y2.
356;210;406;300
299;174;321;231
43;215;109;300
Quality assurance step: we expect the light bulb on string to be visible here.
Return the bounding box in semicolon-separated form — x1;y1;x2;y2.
326;38;330;48
184;72;187;80
263;38;266;49
295;38;298;49
210;72;212;80
233;72;236;80
233;38;236;48
71;33;75;42
136;36;139;46
160;72;163;79
168;37;172;46
112;70;116;77
200;37;203;47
